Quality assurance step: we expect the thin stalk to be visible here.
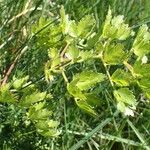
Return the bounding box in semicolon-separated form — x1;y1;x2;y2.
100;56;114;88
62;70;69;83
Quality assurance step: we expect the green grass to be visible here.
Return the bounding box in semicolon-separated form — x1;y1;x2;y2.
0;0;150;149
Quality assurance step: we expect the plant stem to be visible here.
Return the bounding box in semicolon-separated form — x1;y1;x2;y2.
62;69;69;83
100;57;114;88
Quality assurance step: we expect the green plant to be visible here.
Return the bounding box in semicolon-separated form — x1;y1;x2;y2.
1;1;150;149
44;7;150;118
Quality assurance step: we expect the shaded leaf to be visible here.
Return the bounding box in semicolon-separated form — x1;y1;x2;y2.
75;99;97;116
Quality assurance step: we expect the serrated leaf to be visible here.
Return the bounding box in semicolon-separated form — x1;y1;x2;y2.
133;60;150;78
75;99;97;116
77;15;95;37
0;84;17;103
32;17;51;34
60;6;70;34
67;71;104;116
114;88;136;116
67;79;86;100
95;42;104;54
114;88;136;106
117;102;135;116
45;61;54;82
84;93;102;107
137;77;150;99
13;76;29;89
86;32;100;49
51;57;61;68
103;43;127;65
69;21;78;37
35;120;49;130
117;101;126;113
102;8;112;38
102;9;133;40
33;101;46;111
29;107;52;120
48;120;59;128
133;25;150;58
66;44;79;60
20;91;46;107
38;129;61;137
111;69;133;86
78;50;94;62
74;71;105;91
35;120;59;130
48;48;59;59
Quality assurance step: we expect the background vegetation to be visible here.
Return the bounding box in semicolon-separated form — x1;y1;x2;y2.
0;0;150;149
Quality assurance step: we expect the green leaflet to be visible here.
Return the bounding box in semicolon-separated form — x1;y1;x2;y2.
114;88;137;116
102;9;134;40
114;88;136;106
28;107;53;120
45;48;61;80
32;17;51;34
67;71;105;116
44;61;55;82
78;50;94;62
66;44;79;61
19;91;47;107
86;32;100;49
69;21;78;37
133;25;150;58
69;15;95;38
28;103;60;137
67;78;86;100
73;71;105;91
32;17;62;48
60;6;70;35
12;76;29;89
76;15;95;38
103;43;127;65
0;84;17;103
111;69;133;86
38;129;60;137
84;93;102;107
75;99;98;116
35;120;59;130
48;48;59;59
132;60;150;98
60;7;95;38
117;101;126;113
133;60;150;78
137;75;150;99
